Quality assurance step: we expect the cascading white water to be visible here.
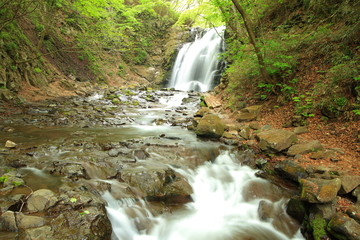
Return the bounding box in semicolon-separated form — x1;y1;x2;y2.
104;151;305;240
168;27;225;92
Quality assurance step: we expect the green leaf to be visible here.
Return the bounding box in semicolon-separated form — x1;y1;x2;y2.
70;197;78;203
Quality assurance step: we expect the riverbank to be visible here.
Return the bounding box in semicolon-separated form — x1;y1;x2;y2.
198;92;360;240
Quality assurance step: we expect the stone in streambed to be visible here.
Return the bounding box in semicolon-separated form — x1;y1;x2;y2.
16;213;45;229
0;211;17;231
27;189;58;212
19;226;53;240
5;140;17;148
194;114;225;138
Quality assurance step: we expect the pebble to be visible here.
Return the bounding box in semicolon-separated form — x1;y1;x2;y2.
5;140;17;148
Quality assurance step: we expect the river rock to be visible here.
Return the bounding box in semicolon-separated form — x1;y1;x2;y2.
27;189;58;212
48;162;87;179
1;171;24;189
238;126;251;140
327;212;360;240
287;140;323;156
274;160;308;182
133;149;150;161
194;114;225;138
16;213;45;229
256;129;297;152
51;206;111;240
194;107;210;117
162;177;193;202
339;176;360;194
286;198;306;223
5;140;17;148
121;163;191;199
300;178;341;203
0;211;17;231
19;226;53;240
237;105;262;121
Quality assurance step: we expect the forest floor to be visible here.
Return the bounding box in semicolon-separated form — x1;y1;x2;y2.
214;93;360;176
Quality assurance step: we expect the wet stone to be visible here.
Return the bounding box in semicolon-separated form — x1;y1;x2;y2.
27;189;58;212
16;213;46;229
0;211;17;232
19;226;53;240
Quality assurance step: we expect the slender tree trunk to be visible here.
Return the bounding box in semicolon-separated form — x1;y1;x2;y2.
230;0;272;83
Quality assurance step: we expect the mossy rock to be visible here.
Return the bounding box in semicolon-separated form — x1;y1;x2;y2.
310;214;328;240
194;114;225;138
111;99;121;105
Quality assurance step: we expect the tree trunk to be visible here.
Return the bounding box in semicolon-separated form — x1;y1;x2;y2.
230;0;272;83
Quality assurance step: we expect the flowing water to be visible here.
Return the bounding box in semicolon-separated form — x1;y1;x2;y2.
104;151;304;240
168;27;225;92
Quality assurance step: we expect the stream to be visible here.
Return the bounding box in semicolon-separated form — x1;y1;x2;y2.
0;89;304;240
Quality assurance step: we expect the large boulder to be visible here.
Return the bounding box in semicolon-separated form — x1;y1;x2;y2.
274;160;308;182
327;212;360;240
300;178;341;203
256;129;297;152
194;114;225;138
287;140;323;156
339;176;360;195
121;162;192;198
27;189;58;212
237;105;262;121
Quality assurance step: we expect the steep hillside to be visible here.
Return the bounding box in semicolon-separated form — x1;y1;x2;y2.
0;0;178;103
209;0;359;162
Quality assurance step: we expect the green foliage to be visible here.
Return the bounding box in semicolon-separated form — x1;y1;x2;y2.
35;24;45;32
4;42;18;52
133;48;148;65
327;61;359;88
310;214;328;240
34;67;43;73
293;93;314;118
12;181;24;187
0;176;9;183
175;1;224;28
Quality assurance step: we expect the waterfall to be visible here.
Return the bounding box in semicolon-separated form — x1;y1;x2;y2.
168;27;225;92
104;151;305;240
